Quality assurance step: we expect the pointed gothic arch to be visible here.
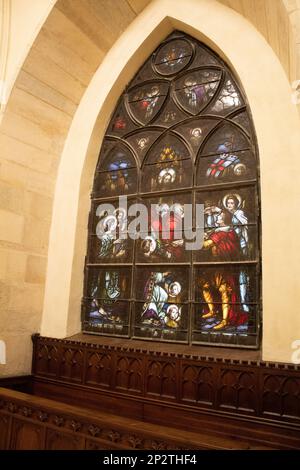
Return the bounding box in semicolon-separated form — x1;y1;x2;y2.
40;0;300;364
82;31;260;348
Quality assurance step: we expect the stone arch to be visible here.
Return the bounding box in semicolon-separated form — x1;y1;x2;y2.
39;0;300;364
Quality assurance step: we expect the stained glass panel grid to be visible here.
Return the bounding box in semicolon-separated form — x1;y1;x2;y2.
82;31;261;347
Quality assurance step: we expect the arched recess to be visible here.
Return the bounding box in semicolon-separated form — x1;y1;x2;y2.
41;0;300;363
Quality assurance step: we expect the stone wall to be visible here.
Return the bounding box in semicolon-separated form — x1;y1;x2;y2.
1;0;300;376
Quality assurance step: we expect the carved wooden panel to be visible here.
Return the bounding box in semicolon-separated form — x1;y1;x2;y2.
45;429;84;450
85;437;125;450
218;369;256;413
35;343;59;377
282;377;300;418
115;355;143;393
0;390;189;450
10;418;45;450
85;350;113;387
262;374;300;419
1;386;300;450
181;364;214;406
32;335;300;425
146;359;177;399
59;347;84;382
0;412;10;449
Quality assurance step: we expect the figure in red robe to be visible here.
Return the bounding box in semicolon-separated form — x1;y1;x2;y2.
200;210;248;329
149;203;184;260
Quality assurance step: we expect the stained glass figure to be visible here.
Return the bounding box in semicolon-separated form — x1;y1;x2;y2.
133;268;189;341
174;118;218;153
87;267;131;299
125;130;161;161
82;267;131;336
89;205;133;264
195;224;257;263
206;153;245;178
197;188;257;226
136;232;190;263
154;38;193;76
194;265;257;319
136;209;187;262
194;188;257;262
192;304;258;346
135;267;189;302
142;136;192;191
82;31;260;347
136;193;192;262
127;82;169;124
174;69;222;114
192;265;258;346
94;145;137;197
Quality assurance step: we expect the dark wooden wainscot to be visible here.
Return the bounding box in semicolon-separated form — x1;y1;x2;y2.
22;333;300;450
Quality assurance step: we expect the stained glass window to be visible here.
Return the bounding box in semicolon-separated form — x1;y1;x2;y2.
82;31;261;348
